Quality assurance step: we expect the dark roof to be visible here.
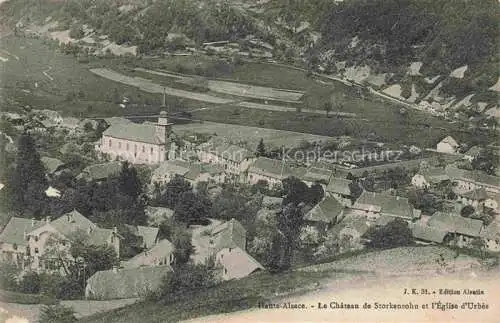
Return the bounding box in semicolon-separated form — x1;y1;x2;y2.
304;196;344;223
0;217;44;246
354;191;416;219
50;210;97;238
86;265;172;299
79;162;122;181
411;224;448;243
459;188;489;201
211;219;247;251
248;157;292;180
329;212;371;238
326;177;352;196
445;165;500;187
103;122;160;145
427;212;483;237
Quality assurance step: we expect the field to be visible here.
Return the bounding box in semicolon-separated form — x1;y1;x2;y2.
1;35;491;148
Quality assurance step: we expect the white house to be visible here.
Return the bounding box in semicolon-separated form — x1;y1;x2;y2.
98;111;174;165
121;239;175;269
0;210;121;273
436;136;459;154
198;143;255;176
411;167;449;189
247;157;293;187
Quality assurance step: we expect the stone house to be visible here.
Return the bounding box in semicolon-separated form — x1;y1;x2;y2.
436;136;459;154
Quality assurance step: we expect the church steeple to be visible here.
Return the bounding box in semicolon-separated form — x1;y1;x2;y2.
155;111;172;146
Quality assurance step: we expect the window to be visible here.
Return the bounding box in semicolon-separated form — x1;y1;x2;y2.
35;248;39;254
13;244;17;250
224;268;227;274
142;145;145;153
34;236;39;242
118;142;122;149
126;143;129;151
150;147;154;155
109;139;112;147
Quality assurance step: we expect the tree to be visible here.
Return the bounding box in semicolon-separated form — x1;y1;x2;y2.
282;177;309;206
11;132;48;214
256;138;266;157
460;205;475;218
161;175;192;208
307;183;325;205
117;162;142;199
471;149;498;175
274;203;305;270
155;262;216;299
173;191;211;225
366;218;413;249
323;101;332;117
348;180;363;203
171;226;194;265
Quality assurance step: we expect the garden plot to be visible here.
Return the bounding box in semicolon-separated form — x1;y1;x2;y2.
90;68;233;104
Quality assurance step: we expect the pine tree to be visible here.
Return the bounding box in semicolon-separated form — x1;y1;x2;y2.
12;132;48;214
256;138;266;157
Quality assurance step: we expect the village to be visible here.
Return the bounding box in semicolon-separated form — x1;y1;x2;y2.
0;104;499;304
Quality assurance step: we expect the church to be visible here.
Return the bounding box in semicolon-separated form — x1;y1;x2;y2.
98;111;174;165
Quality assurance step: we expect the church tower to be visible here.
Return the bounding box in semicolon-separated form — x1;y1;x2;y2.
155;111;172;146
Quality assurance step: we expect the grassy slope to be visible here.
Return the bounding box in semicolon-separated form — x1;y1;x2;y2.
79;246;485;323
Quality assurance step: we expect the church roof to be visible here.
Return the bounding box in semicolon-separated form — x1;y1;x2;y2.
103;122;161;145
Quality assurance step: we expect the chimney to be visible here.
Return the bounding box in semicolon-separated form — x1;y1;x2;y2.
113;226;117;234
112;265;119;273
87;226;93;234
31;218;36;227
45;216;51;223
396;196;400;200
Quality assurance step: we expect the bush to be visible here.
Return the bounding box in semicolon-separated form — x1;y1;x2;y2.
39;303;77;323
366;218;413;249
0;263;19;291
18;271;41;294
154;263;217;299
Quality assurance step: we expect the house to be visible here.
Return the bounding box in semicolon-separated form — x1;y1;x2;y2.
480;220;500;252
411;223;448;244
151;160;226;186
445;165;500;193
0;210;121;272
411;167;450;189
198;143;255;176
436;136;459;154
300;167;332;186
85;265;172;300
427;212;483;248
326;177;356;206
98;111;174;165
214;247;263;280
352;191;419;222
463;146;482;162
124;225;159;249
328;211;371;247
303;196;345;231
77;161;123;182
121;239;175;269
209;218;247;252
247;157;292;187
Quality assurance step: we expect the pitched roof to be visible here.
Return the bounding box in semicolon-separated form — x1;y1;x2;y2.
439;136;458;147
153;160;191;178
103;122;160;145
427;212;483;237
216;247;263;279
248;157;292;180
0;217;44;246
411;224;448;243
122;239;174;269
329;211;371;238
41;157;65;174
354;191;415;219
79;161;122;181
86;265;172;299
301;167;332;183
304;196;344;223
210;219;247;251
88;227;114;246
420;167;449;183
137;226;159;248
445;165;500;187
326;177;352;195
49;210;97;238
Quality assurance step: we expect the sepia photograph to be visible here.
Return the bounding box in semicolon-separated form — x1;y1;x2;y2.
0;0;499;322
